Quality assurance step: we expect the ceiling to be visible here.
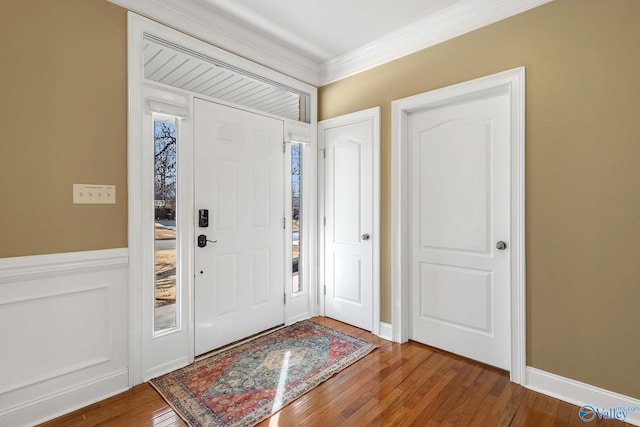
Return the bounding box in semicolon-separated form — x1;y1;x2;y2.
189;0;465;63
110;0;552;85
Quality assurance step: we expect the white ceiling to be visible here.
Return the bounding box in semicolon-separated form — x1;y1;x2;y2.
110;0;552;85
191;0;465;63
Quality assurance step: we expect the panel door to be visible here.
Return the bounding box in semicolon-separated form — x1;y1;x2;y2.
409;92;511;369
323;119;374;331
194;99;285;355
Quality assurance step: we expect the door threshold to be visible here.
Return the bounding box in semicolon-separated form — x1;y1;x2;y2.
195;323;285;362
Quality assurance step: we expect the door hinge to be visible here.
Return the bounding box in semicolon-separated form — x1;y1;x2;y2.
324;285;326;295
283;217;286;229
284;293;287;304
283;141;286;153
320;148;326;159
323;216;326;226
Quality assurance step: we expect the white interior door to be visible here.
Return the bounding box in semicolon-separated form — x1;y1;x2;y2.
321;109;379;332
194;99;285;356
409;92;511;369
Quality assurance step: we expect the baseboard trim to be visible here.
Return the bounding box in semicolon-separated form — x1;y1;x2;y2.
378;322;393;341
526;367;640;426
1;369;129;427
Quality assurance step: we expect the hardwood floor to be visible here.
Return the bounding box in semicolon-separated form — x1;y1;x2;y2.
40;318;631;426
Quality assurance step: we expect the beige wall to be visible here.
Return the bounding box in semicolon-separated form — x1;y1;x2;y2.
319;0;640;399
0;0;127;258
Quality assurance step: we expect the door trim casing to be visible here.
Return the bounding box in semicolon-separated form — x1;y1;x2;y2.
318;107;381;335
127;12;318;386
391;67;525;384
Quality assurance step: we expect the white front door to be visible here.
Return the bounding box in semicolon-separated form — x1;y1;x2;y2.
194;99;285;355
409;92;511;369
320;108;380;332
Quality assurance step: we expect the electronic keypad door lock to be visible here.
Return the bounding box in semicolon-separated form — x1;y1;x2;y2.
198;209;209;227
197;234;217;248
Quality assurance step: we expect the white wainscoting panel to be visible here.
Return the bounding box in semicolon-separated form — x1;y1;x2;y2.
0;249;129;427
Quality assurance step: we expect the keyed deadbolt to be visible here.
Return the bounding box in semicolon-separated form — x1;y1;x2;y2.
496;241;507;250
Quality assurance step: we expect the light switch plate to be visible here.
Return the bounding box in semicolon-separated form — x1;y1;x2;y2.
73;184;116;204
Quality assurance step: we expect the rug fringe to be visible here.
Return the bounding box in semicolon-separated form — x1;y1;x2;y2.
148;380;195;427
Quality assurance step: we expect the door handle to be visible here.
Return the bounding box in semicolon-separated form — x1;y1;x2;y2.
496;241;507;250
197;234;217;248
361;233;370;241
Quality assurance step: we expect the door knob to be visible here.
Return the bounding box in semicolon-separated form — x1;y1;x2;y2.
496;241;507;250
361;233;370;241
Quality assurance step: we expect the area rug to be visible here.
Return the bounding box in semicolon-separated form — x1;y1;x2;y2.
150;320;377;427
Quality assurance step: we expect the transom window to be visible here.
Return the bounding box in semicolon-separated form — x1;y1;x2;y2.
144;35;310;123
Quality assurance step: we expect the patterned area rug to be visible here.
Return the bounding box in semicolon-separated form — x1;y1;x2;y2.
150;320;377;427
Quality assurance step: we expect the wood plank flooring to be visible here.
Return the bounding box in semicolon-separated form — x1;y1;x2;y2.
40;317;631;426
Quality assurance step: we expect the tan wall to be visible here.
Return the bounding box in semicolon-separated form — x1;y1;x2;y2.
0;0;127;257
319;0;640;399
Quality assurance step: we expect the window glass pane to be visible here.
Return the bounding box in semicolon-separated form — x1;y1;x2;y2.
291;144;303;293
154;115;178;332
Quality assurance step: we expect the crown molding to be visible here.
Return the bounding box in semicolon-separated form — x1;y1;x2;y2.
108;0;322;85
319;0;553;85
109;0;552;87
195;0;333;63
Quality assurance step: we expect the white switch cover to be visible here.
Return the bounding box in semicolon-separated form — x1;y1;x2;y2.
73;184;116;204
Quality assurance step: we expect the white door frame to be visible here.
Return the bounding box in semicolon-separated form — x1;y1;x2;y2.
318;107;381;335
391;67;526;384
127;13;317;385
